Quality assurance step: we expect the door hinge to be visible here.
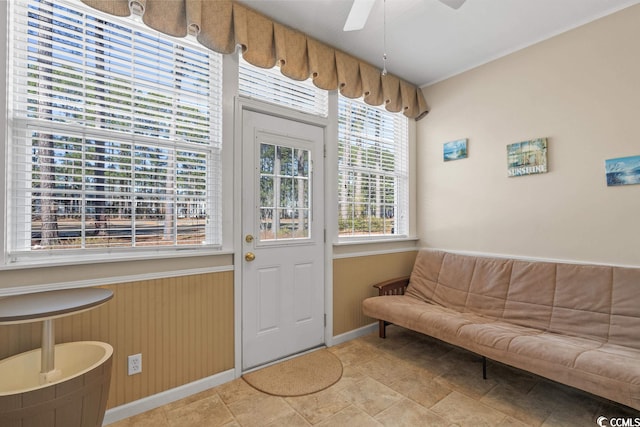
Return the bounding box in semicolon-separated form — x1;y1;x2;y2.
324;313;327;327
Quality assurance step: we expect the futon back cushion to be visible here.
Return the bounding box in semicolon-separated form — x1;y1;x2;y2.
549;264;611;343
502;260;555;331
404;249;640;349
404;249;444;301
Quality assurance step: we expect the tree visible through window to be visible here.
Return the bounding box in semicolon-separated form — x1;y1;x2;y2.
338;96;408;238
7;0;222;257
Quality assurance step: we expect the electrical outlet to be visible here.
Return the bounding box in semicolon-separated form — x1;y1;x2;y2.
128;353;142;375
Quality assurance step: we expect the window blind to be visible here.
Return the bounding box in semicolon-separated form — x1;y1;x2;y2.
8;0;222;258
338;96;409;237
238;57;328;117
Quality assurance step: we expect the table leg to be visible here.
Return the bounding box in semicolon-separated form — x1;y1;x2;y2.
41;319;55;374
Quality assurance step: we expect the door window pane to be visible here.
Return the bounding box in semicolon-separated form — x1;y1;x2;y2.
259;142;310;241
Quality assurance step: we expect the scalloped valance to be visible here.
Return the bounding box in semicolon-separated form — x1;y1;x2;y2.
80;0;429;120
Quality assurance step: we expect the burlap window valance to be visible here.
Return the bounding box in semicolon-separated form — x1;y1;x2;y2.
80;0;429;120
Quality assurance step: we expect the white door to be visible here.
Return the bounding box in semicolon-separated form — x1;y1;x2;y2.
241;110;325;370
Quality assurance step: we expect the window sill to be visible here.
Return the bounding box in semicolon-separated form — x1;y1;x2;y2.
2;247;233;271
333;235;419;246
332;236;419;259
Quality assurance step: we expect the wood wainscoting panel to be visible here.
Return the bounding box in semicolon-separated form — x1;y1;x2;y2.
333;251;417;336
0;271;234;409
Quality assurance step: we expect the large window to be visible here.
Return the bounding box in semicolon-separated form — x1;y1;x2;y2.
338;96;409;238
7;0;222;261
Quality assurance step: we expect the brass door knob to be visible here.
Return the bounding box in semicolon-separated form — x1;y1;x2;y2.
245;252;256;262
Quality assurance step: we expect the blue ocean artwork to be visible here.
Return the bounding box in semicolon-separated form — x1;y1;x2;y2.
443;139;468;161
606;155;640;186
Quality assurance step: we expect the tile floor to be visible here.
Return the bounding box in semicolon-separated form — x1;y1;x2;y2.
109;326;640;426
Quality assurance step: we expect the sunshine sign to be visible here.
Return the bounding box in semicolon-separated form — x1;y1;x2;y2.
507;138;548;177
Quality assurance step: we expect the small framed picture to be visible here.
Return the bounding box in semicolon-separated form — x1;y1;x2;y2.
606;155;640;186
443;139;468;161
507;138;548;177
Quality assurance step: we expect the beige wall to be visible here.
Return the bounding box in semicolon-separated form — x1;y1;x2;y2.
333;251;417;336
418;4;640;266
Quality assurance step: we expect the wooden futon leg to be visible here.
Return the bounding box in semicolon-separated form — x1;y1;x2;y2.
482;356;487;380
379;320;387;338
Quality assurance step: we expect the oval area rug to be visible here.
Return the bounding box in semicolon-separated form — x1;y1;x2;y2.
242;349;343;397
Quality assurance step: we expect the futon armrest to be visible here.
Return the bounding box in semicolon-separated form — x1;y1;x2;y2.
373;276;410;296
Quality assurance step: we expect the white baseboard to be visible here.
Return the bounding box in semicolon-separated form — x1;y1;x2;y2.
331;323;377;346
102;369;236;425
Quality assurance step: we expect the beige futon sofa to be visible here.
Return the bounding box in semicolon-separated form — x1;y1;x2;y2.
362;249;640;410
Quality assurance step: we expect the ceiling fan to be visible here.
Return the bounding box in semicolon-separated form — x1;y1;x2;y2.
343;0;466;31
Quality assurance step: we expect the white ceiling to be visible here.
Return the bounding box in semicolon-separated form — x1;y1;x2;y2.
236;0;640;87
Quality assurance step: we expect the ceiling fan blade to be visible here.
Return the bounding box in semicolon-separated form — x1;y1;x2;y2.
343;0;376;31
439;0;466;9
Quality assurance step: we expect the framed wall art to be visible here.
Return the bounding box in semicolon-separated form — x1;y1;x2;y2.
443;139;468;161
507;138;548;177
605;155;640;186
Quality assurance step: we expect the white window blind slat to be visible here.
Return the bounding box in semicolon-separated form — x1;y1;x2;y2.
238;57;328;117
7;0;222;259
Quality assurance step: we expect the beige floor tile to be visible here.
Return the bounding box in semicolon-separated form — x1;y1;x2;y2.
331;364;369;392
339;376;404;416
389;333;454;363
528;379;602;419
285;387;351;424
161;387;219;413
314;405;383;427
355;353;424;387
480;383;552;425
165;393;234;427
485;362;539;395
226;393;297;427
214;378;262;405
375;398;450;427
496;416;532;427
329;340;380;367
436;362;499;400
359;327;418;351
263;411;311;427
107;407;169;427
413;346;485;379
387;370;452;408
432;391;508;427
